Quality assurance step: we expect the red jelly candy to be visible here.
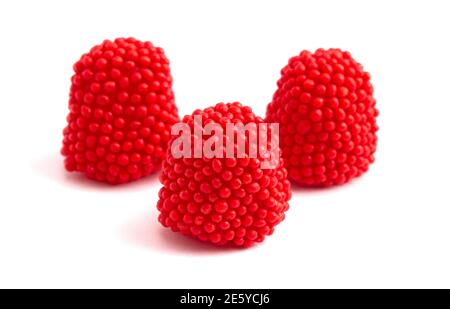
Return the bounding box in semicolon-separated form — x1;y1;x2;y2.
61;38;180;184
266;48;379;187
157;102;291;247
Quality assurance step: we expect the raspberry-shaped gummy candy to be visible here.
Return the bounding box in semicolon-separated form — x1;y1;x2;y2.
266;48;379;186
61;37;180;184
157;102;291;247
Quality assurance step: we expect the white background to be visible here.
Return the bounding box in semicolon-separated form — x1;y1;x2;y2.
0;0;449;288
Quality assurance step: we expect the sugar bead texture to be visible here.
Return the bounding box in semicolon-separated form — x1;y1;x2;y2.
266;48;379;187
61;38;180;184
157;102;291;247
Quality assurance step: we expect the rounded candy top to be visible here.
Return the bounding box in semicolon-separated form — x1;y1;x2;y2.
61;38;180;184
157;102;291;247
266;48;379;187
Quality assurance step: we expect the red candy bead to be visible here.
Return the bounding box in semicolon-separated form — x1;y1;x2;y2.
266;48;379;187
157;102;291;247
61;37;180;184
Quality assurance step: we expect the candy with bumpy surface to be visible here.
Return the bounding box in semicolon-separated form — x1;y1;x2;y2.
61;37;180;184
157;102;291;247
266;48;379;187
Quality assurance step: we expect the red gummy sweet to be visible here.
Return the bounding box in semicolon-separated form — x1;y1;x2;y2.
61;37;180;184
266;48;379;187
157;102;291;247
